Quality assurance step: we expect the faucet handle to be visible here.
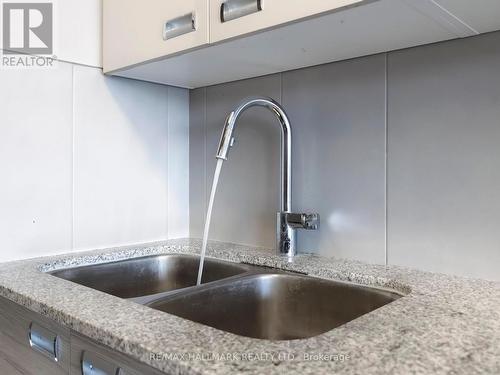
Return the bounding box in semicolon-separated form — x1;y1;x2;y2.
285;213;320;230
303;213;320;230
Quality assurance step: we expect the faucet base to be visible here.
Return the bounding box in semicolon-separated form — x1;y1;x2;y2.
277;212;297;257
276;212;321;257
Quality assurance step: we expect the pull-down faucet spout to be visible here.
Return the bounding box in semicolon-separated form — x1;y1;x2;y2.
216;97;292;212
216;97;319;258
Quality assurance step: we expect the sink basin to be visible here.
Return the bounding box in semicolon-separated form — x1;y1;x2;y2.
50;254;250;300
50;253;403;340
148;273;402;340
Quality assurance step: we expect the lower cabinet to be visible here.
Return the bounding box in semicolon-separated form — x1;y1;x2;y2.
0;357;27;374
71;333;164;375
0;296;164;375
0;296;70;375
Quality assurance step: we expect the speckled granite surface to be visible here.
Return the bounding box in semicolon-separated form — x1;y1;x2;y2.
0;239;499;374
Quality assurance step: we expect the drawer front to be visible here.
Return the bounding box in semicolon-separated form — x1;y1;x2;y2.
210;0;363;43
0;358;25;375
70;333;164;375
0;296;70;375
103;0;209;72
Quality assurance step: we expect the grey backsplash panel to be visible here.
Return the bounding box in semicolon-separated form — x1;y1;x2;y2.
190;31;500;281
387;32;500;280
189;88;207;239
282;55;387;264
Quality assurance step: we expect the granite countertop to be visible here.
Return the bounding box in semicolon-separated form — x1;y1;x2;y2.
0;238;499;374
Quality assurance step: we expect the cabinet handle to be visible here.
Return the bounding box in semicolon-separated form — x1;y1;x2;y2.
28;322;60;361
82;351;121;375
221;0;263;23
163;13;196;40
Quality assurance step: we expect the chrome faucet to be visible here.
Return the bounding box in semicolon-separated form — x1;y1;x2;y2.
216;96;319;258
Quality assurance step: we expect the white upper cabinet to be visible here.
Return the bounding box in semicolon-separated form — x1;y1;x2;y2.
103;0;500;88
209;0;362;43
103;0;209;73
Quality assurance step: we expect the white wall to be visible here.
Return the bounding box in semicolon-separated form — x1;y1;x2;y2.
0;1;189;261
56;0;103;67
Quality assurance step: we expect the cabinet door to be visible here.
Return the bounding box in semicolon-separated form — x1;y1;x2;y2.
210;0;363;43
0;297;70;375
0;358;25;375
103;0;209;73
70;333;164;375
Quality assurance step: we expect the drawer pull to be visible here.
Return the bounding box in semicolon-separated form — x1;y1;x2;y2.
163;13;196;40
28;322;60;361
82;351;121;375
221;0;262;23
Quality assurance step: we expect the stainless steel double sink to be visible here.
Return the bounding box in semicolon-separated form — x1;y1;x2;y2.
50;254;402;340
